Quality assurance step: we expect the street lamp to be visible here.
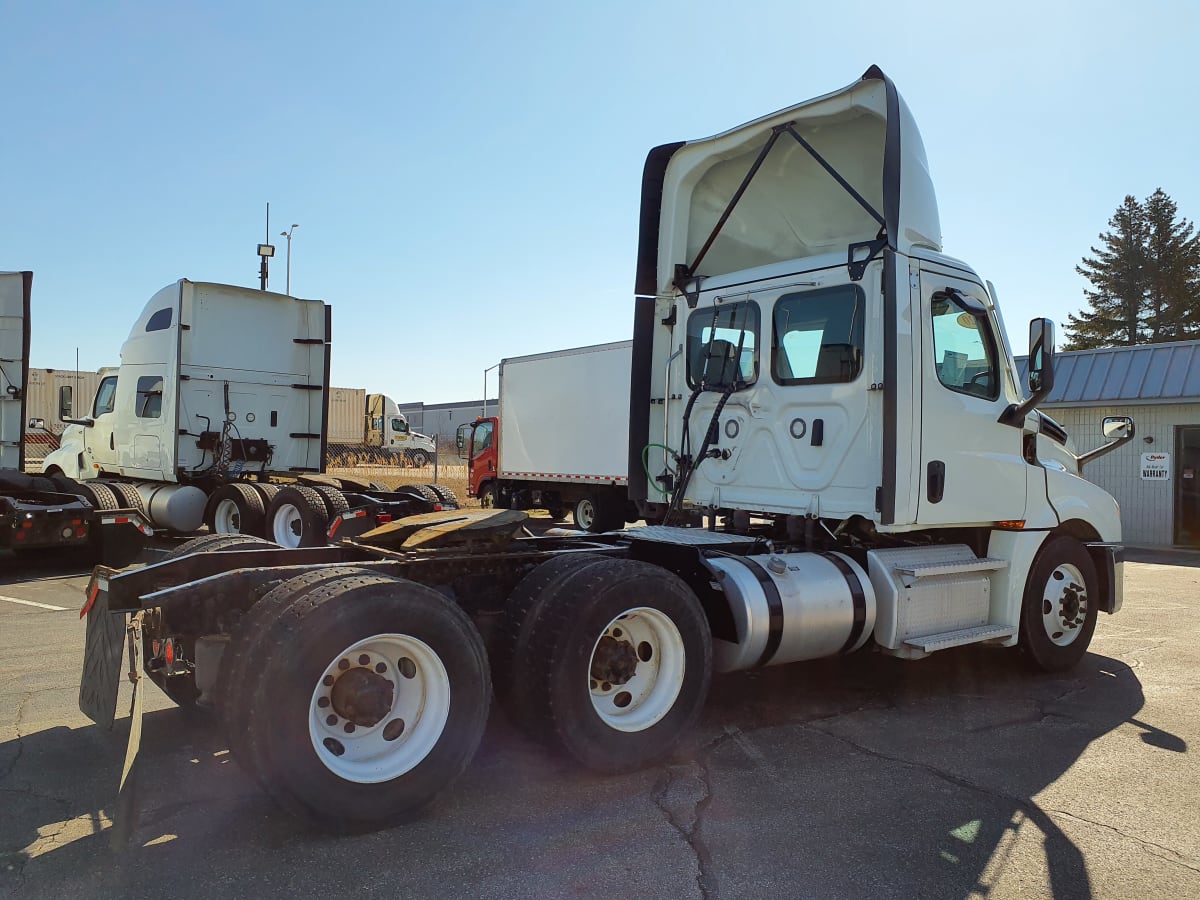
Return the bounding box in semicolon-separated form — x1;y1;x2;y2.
280;224;300;295
482;363;500;417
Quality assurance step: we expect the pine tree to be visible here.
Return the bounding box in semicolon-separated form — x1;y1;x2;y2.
1066;190;1200;349
1065;196;1147;349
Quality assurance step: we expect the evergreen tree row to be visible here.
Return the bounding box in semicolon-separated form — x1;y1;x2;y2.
1065;189;1200;350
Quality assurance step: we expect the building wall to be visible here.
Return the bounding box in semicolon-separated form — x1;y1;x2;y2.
1046;403;1200;546
396;400;492;445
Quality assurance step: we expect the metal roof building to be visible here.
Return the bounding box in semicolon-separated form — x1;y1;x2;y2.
1017;340;1200;547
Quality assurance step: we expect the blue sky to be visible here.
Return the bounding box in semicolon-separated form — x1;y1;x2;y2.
4;0;1197;403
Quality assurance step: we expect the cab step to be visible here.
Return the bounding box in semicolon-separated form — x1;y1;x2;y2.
904;624;1017;653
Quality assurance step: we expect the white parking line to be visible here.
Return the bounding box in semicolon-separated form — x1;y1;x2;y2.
0;595;69;611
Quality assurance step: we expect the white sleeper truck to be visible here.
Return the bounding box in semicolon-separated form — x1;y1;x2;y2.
77;67;1132;835
44;281;454;547
327;389;438;468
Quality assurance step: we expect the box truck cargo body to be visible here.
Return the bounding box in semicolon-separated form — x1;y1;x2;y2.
460;341;634;531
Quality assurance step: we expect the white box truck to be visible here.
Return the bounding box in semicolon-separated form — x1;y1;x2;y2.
458;341;633;530
79;67;1134;836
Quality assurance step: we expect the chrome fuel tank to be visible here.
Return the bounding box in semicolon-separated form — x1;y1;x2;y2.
708;552;876;673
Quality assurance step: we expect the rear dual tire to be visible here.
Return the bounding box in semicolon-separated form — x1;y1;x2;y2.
499;556;711;773
225;572;491;832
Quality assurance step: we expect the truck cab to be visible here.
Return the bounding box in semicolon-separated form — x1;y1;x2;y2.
630;65;1131;656
367;394;437;466
457;416;498;505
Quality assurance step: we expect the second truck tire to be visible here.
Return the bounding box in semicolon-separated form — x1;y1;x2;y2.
238;573;492;832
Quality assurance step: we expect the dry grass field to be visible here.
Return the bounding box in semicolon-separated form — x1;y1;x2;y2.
326;461;480;508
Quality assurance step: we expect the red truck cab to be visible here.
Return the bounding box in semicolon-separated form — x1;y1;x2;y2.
457;417;499;506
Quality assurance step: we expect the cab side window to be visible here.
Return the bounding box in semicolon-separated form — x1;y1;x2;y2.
472;421;493;455
135;376;164;418
391;417;408;434
93;376;118;417
931;291;1000;400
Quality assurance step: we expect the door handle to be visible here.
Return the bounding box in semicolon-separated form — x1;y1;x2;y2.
927;460;945;503
110;434;115;451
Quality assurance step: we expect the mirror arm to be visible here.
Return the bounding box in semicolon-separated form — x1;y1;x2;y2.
1078;424;1137;467
998;389;1047;428
62;416;95;427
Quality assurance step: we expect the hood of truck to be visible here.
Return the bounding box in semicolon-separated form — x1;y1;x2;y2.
635;66;941;296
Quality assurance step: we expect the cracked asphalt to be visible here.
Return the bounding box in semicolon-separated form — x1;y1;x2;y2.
1;548;1198;898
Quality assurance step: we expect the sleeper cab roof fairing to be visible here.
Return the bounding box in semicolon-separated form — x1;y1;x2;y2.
635;65;942;298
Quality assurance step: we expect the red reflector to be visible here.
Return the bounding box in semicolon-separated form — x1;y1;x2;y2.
353;509;367;519
20;521;32;529
376;513;393;525
327;517;341;538
75;527;87;537
165;641;174;665
14;531;25;541
434;504;443;511
71;519;83;525
80;582;100;619
114;516;129;524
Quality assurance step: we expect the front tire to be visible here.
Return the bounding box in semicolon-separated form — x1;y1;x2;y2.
510;558;711;773
241;574;491;832
1018;535;1099;672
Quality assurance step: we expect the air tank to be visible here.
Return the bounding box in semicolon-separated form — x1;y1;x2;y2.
707;552;876;673
133;482;208;532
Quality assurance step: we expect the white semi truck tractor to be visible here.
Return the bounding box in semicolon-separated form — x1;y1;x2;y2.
77;66;1133;834
44;281;454;546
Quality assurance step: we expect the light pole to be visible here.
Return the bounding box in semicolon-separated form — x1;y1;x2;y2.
280;224;299;295
482;363;500;417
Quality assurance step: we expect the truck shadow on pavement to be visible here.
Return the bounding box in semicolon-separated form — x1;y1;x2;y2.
0;647;1163;898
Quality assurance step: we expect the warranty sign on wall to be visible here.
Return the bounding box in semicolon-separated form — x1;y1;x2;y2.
1141;452;1171;481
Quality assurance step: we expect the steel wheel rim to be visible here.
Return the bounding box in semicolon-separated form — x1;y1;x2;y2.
480;487;494;509
1041;562;1088;646
213;498;242;534
308;633;450;783
272;503;304;548
588;606;685;733
412;451;429;467
576;499;595;530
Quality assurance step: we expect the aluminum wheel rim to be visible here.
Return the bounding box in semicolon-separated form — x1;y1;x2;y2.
309;633;450;783
213;498;242;534
1041;562;1088;647
272;503;304;548
588;607;685;733
576;499;595;530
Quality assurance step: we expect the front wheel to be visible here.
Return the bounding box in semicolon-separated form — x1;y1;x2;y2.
408;449;431;468
510;558;711;773
241;574;491;832
1018;535;1099;672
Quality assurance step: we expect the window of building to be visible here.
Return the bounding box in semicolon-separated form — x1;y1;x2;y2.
771;285;865;385
135;375;164;418
686;301;759;390
931;290;1000;400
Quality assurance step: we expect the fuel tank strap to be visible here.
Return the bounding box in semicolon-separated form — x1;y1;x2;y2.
734;557;784;668
821;552;868;653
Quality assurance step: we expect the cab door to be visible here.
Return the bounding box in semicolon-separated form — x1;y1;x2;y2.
917;265;1026;525
83;375;120;474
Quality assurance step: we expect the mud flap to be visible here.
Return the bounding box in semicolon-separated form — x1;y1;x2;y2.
78;574;126;730
111;616;145;850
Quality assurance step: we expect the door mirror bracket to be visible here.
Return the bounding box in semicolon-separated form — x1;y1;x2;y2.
1000;318;1056;427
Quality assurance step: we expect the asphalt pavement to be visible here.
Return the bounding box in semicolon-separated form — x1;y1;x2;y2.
1;547;1198;898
